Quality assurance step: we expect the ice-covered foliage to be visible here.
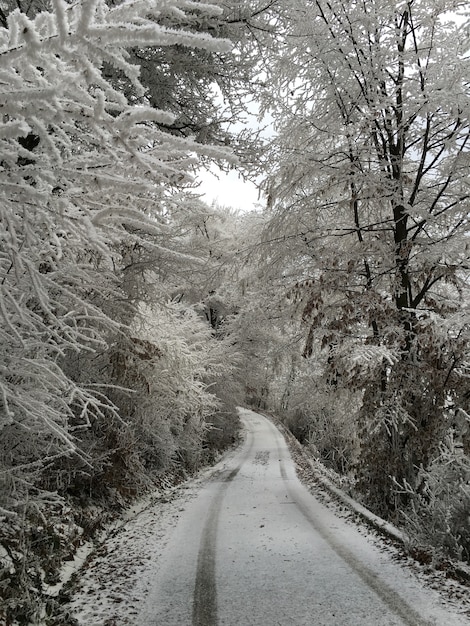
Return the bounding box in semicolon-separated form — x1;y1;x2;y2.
281;366;361;475
108;302;240;471
0;0;243;621
399;434;470;563
0;0;229;498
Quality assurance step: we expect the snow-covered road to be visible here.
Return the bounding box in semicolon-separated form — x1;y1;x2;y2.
135;409;466;626
66;408;469;625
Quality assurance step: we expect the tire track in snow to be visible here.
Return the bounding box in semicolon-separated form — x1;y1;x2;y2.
192;429;254;626
267;419;432;626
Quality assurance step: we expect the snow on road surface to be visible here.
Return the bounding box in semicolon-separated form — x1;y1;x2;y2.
66;409;469;625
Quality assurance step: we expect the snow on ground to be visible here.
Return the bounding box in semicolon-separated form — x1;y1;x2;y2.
59;487;197;625
298;477;470;621
55;450;242;626
283;423;470;623
56;413;470;626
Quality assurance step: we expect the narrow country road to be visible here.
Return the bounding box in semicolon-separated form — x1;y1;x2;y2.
137;409;464;626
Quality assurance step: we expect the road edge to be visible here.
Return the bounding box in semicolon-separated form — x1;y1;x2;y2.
251;407;470;586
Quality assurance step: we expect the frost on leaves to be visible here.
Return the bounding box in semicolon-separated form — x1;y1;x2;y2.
0;0;237;620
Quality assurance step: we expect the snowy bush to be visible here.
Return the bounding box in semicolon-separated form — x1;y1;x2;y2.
399;436;470;564
280;372;361;475
107;302;240;473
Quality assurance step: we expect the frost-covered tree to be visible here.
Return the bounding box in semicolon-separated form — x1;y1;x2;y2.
0;0;246;620
0;0;231;500
256;0;470;531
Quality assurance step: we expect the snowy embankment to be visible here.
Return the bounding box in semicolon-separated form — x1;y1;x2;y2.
270;412;470;587
288;433;406;541
40;463;233;625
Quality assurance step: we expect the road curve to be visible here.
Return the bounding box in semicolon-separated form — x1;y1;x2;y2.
138;409;463;626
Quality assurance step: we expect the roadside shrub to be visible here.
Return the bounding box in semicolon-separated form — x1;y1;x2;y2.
281;377;361;475
399;436;470;564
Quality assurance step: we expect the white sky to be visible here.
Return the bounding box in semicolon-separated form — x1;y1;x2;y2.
196;166;263;212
